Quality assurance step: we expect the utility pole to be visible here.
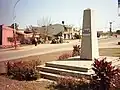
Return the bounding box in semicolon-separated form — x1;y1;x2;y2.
62;21;64;40
13;0;20;49
109;22;112;36
109;21;115;36
79;28;81;42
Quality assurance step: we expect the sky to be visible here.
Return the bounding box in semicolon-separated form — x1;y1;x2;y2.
0;0;120;32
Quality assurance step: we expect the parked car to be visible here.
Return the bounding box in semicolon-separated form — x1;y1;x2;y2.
51;39;57;44
20;38;32;45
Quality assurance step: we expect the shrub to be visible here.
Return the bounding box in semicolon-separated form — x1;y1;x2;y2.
58;53;72;60
72;45;81;57
116;30;120;35
74;33;81;39
6;60;41;81
91;58;119;90
58;45;81;60
47;76;90;90
110;69;120;90
20;38;32;45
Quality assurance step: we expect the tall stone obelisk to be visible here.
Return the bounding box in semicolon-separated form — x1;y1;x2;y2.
80;8;99;60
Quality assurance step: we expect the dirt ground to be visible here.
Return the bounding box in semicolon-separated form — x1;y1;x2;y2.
0;75;50;90
0;50;72;90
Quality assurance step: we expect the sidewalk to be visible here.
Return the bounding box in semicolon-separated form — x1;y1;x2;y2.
0;40;75;52
0;42;72;53
0;45;34;52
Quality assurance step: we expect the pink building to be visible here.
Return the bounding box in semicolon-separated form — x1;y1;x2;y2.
0;24;19;48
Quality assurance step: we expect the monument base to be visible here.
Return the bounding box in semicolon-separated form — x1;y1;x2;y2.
37;56;120;81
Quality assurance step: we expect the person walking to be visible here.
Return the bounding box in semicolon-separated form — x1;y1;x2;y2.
34;38;37;46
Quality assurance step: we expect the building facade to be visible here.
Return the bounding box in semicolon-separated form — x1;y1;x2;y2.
0;25;19;48
24;24;82;40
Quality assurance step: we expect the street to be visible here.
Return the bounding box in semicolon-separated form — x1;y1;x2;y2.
0;36;120;61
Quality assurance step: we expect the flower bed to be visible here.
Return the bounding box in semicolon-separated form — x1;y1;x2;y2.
58;45;81;60
58;53;72;60
47;75;90;90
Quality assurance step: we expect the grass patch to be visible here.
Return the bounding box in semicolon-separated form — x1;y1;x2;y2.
99;48;120;57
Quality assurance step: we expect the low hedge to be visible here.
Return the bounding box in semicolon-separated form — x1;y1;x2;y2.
6;60;41;81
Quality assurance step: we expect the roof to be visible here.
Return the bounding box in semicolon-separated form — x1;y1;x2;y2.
32;26;46;34
26;24;64;36
1;25;13;31
47;24;64;35
24;24;73;36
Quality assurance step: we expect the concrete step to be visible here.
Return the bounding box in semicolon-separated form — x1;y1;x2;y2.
37;60;93;81
37;65;93;78
45;62;90;72
39;71;91;81
37;56;120;81
40;71;61;81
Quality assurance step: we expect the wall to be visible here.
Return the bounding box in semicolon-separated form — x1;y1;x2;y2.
0;25;2;45
2;25;14;46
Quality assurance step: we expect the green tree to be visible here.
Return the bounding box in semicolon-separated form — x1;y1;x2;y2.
74;33;81;39
37;17;52;42
10;23;19;30
116;30;120;34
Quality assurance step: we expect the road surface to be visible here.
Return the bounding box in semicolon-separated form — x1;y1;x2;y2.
0;36;120;61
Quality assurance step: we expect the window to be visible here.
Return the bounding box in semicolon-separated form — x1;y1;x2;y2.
7;37;14;42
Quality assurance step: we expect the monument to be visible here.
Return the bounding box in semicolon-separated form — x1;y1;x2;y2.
80;8;99;60
37;8;105;81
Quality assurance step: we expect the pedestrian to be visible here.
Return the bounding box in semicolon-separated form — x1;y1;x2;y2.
34;38;37;46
